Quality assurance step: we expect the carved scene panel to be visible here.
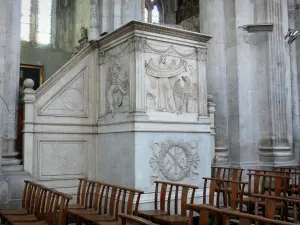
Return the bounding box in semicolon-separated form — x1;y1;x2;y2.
144;41;198;115
103;56;130;117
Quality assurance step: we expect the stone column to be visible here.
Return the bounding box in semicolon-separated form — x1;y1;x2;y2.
289;0;300;163
89;0;100;40
199;0;229;162
0;0;22;156
233;0;259;167
259;0;294;163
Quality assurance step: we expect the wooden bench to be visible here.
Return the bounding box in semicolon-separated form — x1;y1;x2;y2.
0;180;72;225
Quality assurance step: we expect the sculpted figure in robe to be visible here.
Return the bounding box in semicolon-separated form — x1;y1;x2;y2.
106;59;129;116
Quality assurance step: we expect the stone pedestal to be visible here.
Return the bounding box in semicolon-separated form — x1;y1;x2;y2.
97;21;213;207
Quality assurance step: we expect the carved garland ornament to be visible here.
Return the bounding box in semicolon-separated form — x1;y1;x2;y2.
149;140;200;181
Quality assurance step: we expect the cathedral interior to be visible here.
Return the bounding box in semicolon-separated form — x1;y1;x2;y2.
1;0;300;223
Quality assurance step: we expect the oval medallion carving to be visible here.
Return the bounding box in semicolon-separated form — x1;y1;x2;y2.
61;89;83;111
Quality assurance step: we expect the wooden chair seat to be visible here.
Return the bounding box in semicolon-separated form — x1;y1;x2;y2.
152;215;191;225
3;214;39;222
0;209;27;215
137;210;168;220
68;204;86;209
118;214;158;225
67;208;98;215
94;218;121;225
9;222;47;225
79;214;116;222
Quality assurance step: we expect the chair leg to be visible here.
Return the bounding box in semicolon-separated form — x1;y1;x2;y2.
76;216;82;225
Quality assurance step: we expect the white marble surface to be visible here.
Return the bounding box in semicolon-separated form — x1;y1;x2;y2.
22;22;213;207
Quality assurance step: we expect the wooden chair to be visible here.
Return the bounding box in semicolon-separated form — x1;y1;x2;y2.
119;214;158;225
243;171;289;213
9;189;72;225
0;180;34;224
3;183;49;223
211;167;244;206
251;193;300;223
137;181;198;225
138;181;198;225
66;179;100;224
78;183;144;225
68;178;93;210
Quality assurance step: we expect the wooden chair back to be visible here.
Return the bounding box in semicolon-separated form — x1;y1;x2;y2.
76;178;94;208
44;189;72;225
211;167;244;181
202;178;246;210
152;181;198;216
247;171;289;197
96;182;144;219
119;213;158;225
251;193;300;223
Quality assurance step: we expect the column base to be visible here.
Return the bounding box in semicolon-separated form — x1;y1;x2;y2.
214;146;229;163
259;145;295;164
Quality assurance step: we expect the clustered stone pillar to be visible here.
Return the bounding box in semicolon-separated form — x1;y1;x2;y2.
259;0;294;163
89;0;100;40
0;0;22;158
199;0;229;163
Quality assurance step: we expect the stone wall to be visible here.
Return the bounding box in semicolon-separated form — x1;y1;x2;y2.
21;43;72;81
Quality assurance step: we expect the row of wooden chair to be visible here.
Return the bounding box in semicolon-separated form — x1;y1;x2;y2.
66;179;199;225
0;180;72;225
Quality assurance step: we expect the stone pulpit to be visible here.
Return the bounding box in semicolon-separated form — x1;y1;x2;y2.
22;21;214;207
97;21;213;207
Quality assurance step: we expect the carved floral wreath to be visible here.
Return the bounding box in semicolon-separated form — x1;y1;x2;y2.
149;140;200;182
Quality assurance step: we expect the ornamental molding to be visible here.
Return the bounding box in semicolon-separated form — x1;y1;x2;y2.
99;37;146;65
97;21;212;47
144;41;197;59
149;140;200;182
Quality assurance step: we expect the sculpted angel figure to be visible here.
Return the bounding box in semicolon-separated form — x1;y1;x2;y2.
106;59;129;116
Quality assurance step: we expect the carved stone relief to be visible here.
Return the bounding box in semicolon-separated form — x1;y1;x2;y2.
149;140;200;181
105;58;130;116
39;67;88;117
145;56;197;114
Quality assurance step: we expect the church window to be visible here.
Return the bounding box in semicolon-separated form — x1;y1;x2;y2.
151;5;160;23
37;0;52;44
21;0;31;41
144;0;162;24
144;8;149;22
21;0;53;44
